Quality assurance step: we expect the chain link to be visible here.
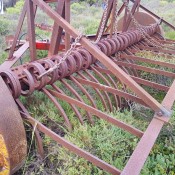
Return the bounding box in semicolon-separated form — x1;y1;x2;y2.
94;0;109;44
37;34;83;80
124;1;164;49
114;0;119;36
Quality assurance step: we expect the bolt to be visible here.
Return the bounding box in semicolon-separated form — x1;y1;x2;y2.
157;111;163;117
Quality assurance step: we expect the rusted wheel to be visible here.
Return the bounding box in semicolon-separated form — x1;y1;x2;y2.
0;76;27;175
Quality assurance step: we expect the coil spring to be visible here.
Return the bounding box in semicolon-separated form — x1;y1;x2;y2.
0;25;158;99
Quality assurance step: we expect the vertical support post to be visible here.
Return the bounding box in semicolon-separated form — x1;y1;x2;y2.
48;0;65;56
110;0;116;38
95;0;114;40
8;1;27;59
123;0;141;32
65;0;71;50
27;0;37;61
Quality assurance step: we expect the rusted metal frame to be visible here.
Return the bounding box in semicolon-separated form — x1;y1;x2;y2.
123;0;141;32
75;77;148;107
21;113;121;175
120;54;175;69
31;0;171;117
114;61;175;78
78;72;109;111
8;1;27;59
42;87;72;130
48;88;144;138
16;99;44;158
121;80;175;175
27;0;37;61
90;66;114;111
52;84;84;125
96;0;114;39
93;66;169;92
84;69;113;112
0;42;29;72
131;76;169;92
65;0;71;50
48;0;65;56
130;0;175;31
110;0;117;37
58;80;93;124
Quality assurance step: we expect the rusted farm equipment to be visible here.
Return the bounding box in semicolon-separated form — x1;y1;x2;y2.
0;0;175;174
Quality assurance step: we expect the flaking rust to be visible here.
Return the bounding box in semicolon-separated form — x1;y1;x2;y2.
0;0;175;174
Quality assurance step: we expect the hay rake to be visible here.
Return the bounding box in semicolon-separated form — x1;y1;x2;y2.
0;0;175;174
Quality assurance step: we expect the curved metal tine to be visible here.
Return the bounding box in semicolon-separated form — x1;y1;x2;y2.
42;88;72;131
90;66;114;112
94;64;121;109
94;63;119;109
47;89;144;138
77;72;108;111
16;98;44;159
53;83;94;125
68;76;95;125
58;79;92;125
24;114;121;175
84;69;112;112
93;66;129;107
52;84;84;125
69;75;97;109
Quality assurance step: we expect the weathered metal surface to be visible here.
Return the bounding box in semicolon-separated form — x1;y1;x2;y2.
0;77;27;174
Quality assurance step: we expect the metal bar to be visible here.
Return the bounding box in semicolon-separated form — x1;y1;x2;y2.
114;61;175;78
90;66;113;112
138;45;175;55
78;72;109;111
32;0;170;116
120;54;175;69
48;88;144;137
27;0;37;61
110;0;116;37
42;88;72;130
51;84;84;125
65;0;71;50
8;1;27;59
58;80;93;124
121;79;175;175
123;0;141;32
0;42;29;72
84;69;113;111
48;0;65;56
22;114;121;175
96;0;114;39
75;77;148;107
94;66;169;92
